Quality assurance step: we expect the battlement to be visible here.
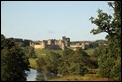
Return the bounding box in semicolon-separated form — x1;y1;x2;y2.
30;36;90;51
30;36;70;50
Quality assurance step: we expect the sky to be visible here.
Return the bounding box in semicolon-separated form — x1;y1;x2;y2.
1;1;112;41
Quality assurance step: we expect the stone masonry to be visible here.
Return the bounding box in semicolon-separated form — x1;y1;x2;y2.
30;36;70;50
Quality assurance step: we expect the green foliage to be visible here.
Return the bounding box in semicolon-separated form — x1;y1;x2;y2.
92;45;107;58
36;48;98;77
24;46;37;58
23;39;32;47
8;37;32;47
36;51;61;75
98;40;121;80
49;74;112;81
35;49;63;58
84;48;95;55
1;34;30;81
89;42;98;49
110;57;121;81
90;1;121;81
29;58;38;69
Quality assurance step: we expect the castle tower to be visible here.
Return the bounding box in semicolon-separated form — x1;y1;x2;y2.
52;39;55;45
30;42;34;47
66;38;70;47
62;36;70;47
59;40;62;46
62;36;66;41
42;40;46;49
48;39;52;45
81;43;85;49
61;41;65;50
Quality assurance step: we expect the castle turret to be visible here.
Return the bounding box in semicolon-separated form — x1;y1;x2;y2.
30;42;34;47
42;40;46;49
61;41;65;50
30;36;70;50
48;39;52;45
62;36;70;47
66;38;70;47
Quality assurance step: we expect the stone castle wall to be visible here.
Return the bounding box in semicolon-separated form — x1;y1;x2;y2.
70;42;90;51
30;36;70;50
30;36;90;50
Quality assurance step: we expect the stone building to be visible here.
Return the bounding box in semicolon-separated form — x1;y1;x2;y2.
30;36;70;50
70;42;90;51
30;36;91;51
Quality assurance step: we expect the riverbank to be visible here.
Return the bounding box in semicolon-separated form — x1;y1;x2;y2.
28;49;114;81
26;69;113;81
48;74;113;81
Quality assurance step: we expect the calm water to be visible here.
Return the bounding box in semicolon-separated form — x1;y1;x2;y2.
26;68;38;81
26;68;58;81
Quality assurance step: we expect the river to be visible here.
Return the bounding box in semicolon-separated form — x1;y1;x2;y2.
26;68;38;81
26;68;61;81
26;68;49;81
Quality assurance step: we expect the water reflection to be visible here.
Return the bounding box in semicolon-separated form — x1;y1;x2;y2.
26;68;61;81
26;68;48;81
26;68;38;81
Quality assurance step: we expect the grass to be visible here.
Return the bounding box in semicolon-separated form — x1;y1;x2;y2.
34;48;94;57
49;74;113;81
29;48;113;81
84;48;95;55
29;48;95;69
34;49;63;57
29;58;38;69
29;49;63;69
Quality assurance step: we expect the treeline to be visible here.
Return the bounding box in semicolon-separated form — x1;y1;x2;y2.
89;1;121;81
1;34;30;81
36;48;98;78
70;40;106;49
4;36;37;58
71;40;106;44
8;37;32;47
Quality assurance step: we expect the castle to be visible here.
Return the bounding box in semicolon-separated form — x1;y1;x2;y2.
30;36;90;50
30;36;70;50
70;42;90;51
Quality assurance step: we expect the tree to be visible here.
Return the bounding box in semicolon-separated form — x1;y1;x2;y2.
24;46;37;58
67;48;89;75
36;52;61;75
92;45;107;58
58;48;97;75
58;48;74;75
89;1;121;80
1;34;30;81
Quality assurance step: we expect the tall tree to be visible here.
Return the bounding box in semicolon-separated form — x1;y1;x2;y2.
1;34;30;81
89;1;121;81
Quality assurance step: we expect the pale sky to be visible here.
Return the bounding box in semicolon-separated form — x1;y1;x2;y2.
1;1;112;41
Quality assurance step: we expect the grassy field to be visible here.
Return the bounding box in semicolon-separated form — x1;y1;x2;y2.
34;48;95;57
29;58;38;69
29;49;63;68
34;49;63;57
29;48;95;68
84;48;95;55
49;74;113;81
